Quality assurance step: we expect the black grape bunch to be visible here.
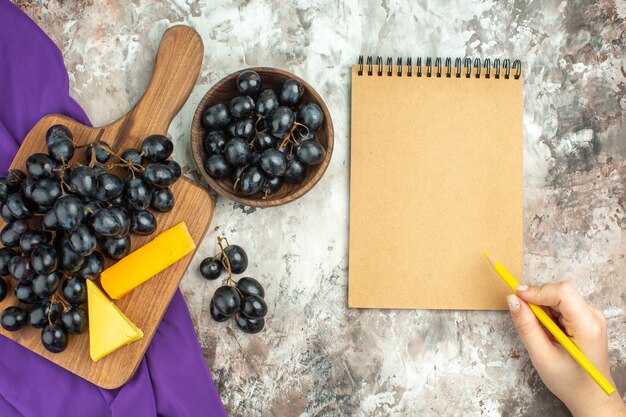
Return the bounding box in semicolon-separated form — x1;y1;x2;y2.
202;70;327;197
0;125;181;353
200;237;267;334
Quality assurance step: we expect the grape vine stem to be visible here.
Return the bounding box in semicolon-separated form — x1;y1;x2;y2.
278;122;309;154
217;236;234;286
216;237;244;298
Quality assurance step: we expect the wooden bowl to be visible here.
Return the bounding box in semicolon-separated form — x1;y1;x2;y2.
191;67;334;207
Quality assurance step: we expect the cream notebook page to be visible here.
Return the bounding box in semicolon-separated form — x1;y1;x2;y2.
349;61;523;310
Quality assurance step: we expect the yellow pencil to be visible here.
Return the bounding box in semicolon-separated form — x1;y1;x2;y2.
484;252;616;396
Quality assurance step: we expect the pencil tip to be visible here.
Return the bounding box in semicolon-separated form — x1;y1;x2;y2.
483;252;496;267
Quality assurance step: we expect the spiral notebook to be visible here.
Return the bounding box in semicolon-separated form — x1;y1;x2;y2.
349;56;523;310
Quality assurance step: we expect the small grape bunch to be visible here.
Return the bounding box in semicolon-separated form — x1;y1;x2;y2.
202;70;327;197
0;124;182;353
200;237;267;334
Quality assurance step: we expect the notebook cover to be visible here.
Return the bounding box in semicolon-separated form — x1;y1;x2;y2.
349;64;523;310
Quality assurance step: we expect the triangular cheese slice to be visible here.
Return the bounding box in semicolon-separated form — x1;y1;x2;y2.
86;280;143;362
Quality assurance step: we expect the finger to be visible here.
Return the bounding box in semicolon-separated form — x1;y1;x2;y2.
533;310;561;345
544;309;562;340
546;308;564;332
546;307;561;323
515;281;594;322
507;295;559;363
558;315;574;337
549;308;561;319
589;306;606;322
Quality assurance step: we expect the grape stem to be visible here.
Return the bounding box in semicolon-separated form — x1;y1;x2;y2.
248;117;268;150
47;293;59;326
216;237;245;298
278;122;309;152
75;129;105;149
217;236;234;287
88;145;98;168
232;175;242;191
73;129;145;176
55;155;71;194
254;116;268;136
108;146;145;175
49;286;71;328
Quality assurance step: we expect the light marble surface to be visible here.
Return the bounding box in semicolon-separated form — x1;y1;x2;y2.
14;0;626;416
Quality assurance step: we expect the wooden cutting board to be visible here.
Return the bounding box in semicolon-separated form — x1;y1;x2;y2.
0;26;214;389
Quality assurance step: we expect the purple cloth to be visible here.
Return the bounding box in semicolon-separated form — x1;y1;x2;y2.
0;2;227;416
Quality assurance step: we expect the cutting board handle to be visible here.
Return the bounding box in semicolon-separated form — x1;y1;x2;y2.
114;25;204;144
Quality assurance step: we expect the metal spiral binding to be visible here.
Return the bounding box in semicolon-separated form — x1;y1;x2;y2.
512;60;522;79
473;58;481;78
464;58;472;78
356;56;522;79
455;58;462;78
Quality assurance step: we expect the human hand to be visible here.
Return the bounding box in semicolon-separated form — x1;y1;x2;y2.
506;281;626;417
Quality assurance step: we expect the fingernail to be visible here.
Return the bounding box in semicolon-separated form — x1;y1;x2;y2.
507;294;521;312
515;284;528;292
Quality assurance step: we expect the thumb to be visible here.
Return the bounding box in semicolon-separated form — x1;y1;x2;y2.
507;294;559;364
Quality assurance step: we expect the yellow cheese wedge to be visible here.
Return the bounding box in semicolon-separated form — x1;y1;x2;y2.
100;222;196;299
86;280;143;362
